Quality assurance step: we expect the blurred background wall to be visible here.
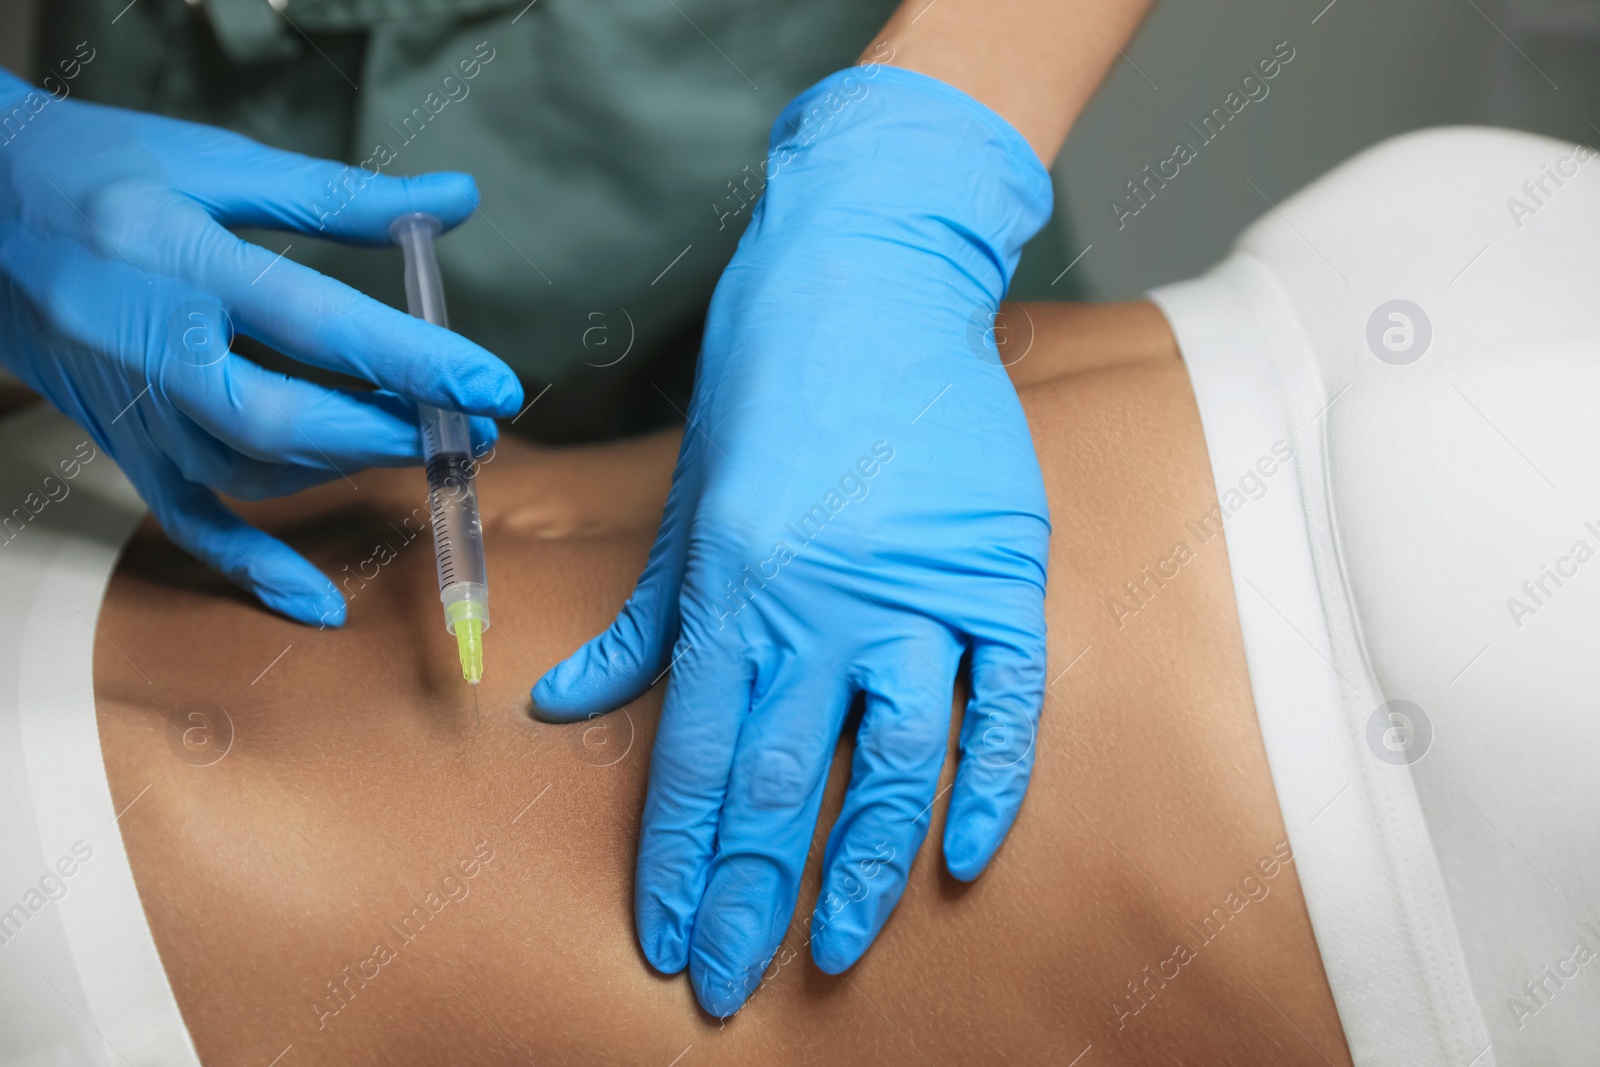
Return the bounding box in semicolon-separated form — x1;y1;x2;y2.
0;2;38;79
1040;0;1600;298
5;0;1597;300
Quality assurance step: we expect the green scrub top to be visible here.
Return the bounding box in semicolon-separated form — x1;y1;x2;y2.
41;0;1074;442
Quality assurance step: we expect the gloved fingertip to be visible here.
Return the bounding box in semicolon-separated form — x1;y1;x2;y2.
441;362;521;420
688;947;761;1023
530;659;621;722
809;929;863;976
381;170;479;229
494;374;525;417
640;923;689;975
687;860;788;1018
425;171;480;222
692;963;753;1019
943;819;999;882
469;415;500;455
809;882;883;974
237;552;347;629
303;599;348;629
636;839;707;975
530;633;655;721
256;584;346;630
529;666;584;722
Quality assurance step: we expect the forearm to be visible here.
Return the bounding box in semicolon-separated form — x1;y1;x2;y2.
863;0;1154;162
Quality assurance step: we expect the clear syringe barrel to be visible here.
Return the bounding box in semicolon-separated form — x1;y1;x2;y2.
390;212;490;682
420;407;489;619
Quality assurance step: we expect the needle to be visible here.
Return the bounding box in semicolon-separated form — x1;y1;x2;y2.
473;686;481;735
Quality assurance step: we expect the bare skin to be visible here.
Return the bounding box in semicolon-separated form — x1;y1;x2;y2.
93;302;1352;1065
869;0;1155;161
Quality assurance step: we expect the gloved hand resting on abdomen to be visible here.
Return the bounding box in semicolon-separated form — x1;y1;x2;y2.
533;65;1056;1016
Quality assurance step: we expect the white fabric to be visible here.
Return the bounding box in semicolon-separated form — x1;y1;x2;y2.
1153;125;1600;1066
0;404;199;1066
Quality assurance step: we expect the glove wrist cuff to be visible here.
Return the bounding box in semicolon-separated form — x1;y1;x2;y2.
765;64;1055;298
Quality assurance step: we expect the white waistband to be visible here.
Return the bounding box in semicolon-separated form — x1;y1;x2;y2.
0;404;199;1067
1151;252;1493;1067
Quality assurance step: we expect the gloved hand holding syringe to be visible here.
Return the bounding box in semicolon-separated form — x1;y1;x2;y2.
391;213;491;689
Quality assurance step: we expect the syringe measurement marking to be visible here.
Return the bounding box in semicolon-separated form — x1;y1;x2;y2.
427;452;476;589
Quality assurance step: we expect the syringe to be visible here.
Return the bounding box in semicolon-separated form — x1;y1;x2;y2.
391;212;490;686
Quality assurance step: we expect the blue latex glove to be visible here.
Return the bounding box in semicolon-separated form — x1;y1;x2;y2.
534;66;1053;1015
0;71;520;626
